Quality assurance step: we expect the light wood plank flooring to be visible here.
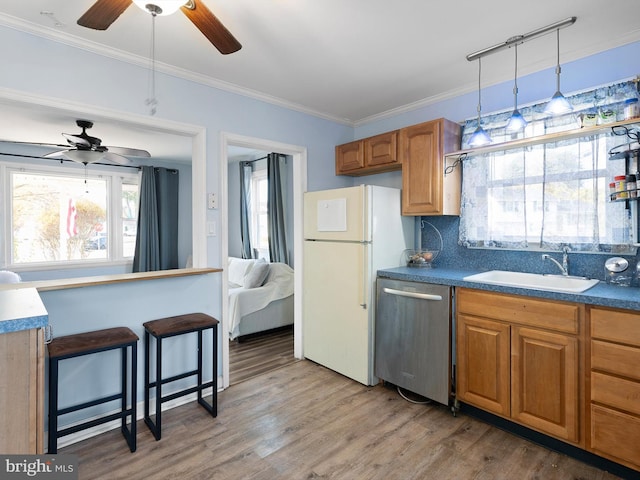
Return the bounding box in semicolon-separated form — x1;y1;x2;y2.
229;327;296;385
61;360;625;480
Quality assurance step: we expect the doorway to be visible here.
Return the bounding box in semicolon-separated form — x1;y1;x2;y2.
220;133;307;389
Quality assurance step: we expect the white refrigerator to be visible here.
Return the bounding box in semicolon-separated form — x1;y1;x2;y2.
303;185;414;385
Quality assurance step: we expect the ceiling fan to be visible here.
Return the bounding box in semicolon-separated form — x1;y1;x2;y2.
77;0;242;55
2;119;151;165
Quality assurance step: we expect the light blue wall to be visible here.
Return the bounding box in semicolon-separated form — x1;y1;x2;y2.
0;23;353;432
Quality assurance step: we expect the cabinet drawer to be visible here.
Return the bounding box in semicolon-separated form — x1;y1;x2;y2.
457;288;580;334
591;340;640;380
591;371;640;415
590;404;640;469
591;307;640;347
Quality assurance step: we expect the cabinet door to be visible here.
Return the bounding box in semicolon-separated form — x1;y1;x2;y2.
335;140;364;174
511;326;579;442
400;119;461;216
456;314;510;416
365;131;399;168
401;120;441;215
0;328;43;454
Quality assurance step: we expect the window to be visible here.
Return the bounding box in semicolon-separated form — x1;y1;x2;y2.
4;162;139;267
459;80;638;254
250;167;270;260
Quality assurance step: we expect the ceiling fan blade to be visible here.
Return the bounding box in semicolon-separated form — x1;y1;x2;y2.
106;146;151;157
43;150;68;158
181;0;242;55
103;152;132;165
78;0;132;30
62;133;92;148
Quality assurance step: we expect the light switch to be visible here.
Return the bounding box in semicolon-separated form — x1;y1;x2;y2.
207;193;217;209
207;221;216;236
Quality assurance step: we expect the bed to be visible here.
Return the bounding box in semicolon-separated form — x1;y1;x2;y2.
227;257;294;340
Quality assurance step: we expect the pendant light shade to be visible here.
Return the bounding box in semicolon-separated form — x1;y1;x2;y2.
468;57;492;148
506;39;527;132
544;28;573;115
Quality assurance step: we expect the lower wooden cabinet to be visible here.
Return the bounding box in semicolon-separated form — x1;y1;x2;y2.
0;328;44;453
588;306;640;470
456;288;581;444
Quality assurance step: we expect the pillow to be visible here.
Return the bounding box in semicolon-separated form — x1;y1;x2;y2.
228;257;256;287
0;270;21;283
243;261;270;289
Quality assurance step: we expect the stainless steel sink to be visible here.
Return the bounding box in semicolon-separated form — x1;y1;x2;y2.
463;270;599;293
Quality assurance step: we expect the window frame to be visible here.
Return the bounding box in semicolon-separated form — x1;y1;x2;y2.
1;159;140;271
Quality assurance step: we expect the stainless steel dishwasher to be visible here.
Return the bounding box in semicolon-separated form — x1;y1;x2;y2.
375;277;451;405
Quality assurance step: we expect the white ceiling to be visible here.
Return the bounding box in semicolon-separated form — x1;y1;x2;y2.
1;0;640;161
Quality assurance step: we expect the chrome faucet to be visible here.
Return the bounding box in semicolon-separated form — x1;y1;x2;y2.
542;246;569;276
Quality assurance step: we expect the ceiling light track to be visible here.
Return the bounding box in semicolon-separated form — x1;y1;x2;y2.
466;17;576;62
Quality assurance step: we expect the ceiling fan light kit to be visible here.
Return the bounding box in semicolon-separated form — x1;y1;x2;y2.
132;0;187;16
466;16;577;141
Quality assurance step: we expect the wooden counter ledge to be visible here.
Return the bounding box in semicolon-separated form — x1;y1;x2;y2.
0;268;222;292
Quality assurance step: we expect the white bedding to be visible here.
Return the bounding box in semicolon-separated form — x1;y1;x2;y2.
228;262;294;339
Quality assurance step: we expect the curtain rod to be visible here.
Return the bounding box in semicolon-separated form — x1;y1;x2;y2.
241;153;286;164
0;152;141;169
466;16;576;62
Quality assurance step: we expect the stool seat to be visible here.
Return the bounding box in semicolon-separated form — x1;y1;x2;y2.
48;327;138;454
143;313;218;441
48;327;139;359
143;313;218;338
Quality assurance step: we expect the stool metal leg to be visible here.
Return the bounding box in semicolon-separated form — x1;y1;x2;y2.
144;332;162;441
48;357;59;454
120;342;137;452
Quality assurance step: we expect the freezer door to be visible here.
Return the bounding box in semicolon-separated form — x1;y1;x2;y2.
303;240;373;385
304;185;369;242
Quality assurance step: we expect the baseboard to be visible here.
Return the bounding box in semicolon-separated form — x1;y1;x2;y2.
50;376;223;451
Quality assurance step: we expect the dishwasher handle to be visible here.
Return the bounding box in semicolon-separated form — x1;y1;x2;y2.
382;287;443;301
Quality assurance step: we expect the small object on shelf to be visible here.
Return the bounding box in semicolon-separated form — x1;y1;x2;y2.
625;98;639;120
581;110;598;127
598;108;617;125
627;174;637;197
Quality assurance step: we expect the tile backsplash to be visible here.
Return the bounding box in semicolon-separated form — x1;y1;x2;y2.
420;216;639;283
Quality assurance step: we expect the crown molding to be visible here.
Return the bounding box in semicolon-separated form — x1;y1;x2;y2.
0;13;354;127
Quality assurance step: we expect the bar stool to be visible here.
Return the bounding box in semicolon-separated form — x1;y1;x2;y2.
47;327;138;454
143;313;219;441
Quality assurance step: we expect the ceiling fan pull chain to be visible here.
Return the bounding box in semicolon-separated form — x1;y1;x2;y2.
146;12;158;116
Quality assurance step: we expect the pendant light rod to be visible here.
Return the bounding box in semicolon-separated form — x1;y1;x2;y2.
466;16;576;62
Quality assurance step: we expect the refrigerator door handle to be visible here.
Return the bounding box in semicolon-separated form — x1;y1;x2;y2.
360;241;367;309
382;287;443;301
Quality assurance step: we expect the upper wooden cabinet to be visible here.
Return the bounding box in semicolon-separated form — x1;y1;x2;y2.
400;118;461;216
335;131;400;176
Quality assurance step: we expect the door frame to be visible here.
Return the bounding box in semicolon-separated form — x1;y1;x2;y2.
220;132;307;389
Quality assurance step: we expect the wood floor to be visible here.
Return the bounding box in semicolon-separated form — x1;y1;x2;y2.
61;360;625;480
229;327;296;385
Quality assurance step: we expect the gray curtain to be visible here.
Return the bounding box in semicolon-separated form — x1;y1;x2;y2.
239;162;253;259
267;153;289;264
132;166;179;272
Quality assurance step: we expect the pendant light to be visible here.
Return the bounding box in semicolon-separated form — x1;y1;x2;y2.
506;37;527;132
544;28;573;115
468;57;492;148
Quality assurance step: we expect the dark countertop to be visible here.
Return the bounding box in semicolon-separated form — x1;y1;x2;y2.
378;267;640;311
